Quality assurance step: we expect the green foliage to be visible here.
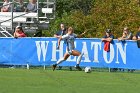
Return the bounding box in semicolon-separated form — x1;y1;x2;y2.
44;0;140;38
55;0;93;17
91;0;140;37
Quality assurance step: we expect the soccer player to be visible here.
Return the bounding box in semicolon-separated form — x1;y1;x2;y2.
52;27;86;71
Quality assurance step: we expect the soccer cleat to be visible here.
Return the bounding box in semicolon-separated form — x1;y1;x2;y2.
69;66;72;71
75;65;82;71
58;66;62;70
52;64;57;71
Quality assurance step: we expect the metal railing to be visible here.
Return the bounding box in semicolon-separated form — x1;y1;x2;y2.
0;0;56;37
0;0;56;25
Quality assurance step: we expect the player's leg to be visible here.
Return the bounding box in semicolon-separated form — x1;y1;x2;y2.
71;50;83;71
52;53;70;71
57;53;70;64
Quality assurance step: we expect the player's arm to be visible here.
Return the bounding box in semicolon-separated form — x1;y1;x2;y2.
102;37;113;42
77;31;87;38
102;35;114;42
106;38;113;42
57;36;62;49
122;33;132;40
57;34;68;49
54;31;62;38
54;34;61;38
121;36;130;40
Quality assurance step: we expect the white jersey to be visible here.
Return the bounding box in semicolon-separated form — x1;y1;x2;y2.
62;33;77;53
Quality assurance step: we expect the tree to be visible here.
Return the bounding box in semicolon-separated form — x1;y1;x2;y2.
44;0;140;38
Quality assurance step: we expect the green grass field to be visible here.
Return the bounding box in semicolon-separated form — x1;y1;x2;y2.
0;68;140;93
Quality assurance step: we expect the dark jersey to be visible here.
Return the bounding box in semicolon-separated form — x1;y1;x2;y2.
56;28;67;36
103;34;114;43
136;32;140;39
103;34;114;39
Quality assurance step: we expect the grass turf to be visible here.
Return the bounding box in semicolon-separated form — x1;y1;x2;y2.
0;68;140;93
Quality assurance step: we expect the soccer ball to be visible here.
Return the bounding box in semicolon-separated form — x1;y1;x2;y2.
84;66;92;73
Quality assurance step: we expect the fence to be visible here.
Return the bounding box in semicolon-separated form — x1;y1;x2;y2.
0;37;139;70
0;0;56;35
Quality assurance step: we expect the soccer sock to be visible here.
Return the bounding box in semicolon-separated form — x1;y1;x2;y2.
56;58;65;65
76;53;83;65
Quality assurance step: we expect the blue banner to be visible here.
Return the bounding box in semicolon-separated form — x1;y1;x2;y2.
0;37;140;69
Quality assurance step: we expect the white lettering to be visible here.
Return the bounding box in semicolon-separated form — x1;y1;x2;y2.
103;44;114;64
91;42;101;63
35;41;49;61
116;43;127;64
51;41;64;61
81;42;91;62
35;40;128;65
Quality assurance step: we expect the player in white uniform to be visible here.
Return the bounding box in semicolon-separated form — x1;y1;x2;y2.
52;27;86;71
